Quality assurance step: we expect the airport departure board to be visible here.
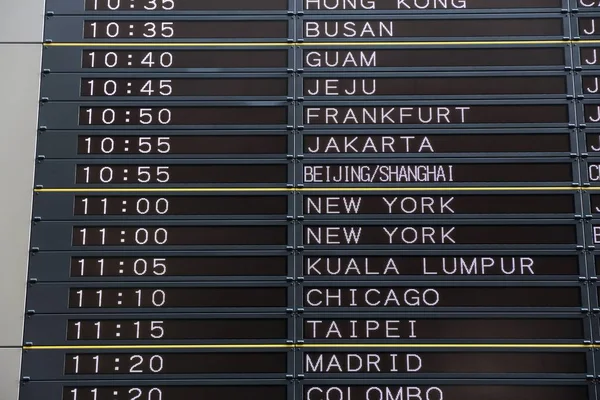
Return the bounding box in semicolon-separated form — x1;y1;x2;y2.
16;1;600;400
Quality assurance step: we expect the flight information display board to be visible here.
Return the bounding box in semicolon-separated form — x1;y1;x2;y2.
19;1;600;400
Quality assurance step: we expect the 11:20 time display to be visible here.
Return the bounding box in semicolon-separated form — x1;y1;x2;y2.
66;386;164;400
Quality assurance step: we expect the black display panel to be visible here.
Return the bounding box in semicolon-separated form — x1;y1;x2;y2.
303;162;573;184
73;195;288;216
67;318;287;340
83;20;288;39
76;164;287;184
302;18;563;39
588;163;600;183
302;286;581;308
302;194;575;215
303;255;579;276
80;106;288;126
303;105;569;125
586;222;600;244
81;78;288;97
69;287;287;308
575;47;600;69
579;0;600;10
579;18;600;37
19;382;591;400
64;352;286;374
303;77;567;96
302;0;563;10
78;135;287;155
582;76;600;95
72;225;287;246
591;195;600;214
586;132;600;153
302;385;589;400
70;255;287;277
26;282;290;313
84;0;288;10
303;224;576;245
302;351;586;374
303;47;566;69
81;49;288;69
303;318;584;340
24;0;596;389
584;104;600;123
63;386;286;400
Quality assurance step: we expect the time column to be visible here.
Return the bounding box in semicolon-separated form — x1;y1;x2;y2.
20;1;295;400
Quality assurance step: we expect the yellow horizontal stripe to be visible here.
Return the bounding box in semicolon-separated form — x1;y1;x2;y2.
23;343;592;350
34;187;582;193
46;40;571;47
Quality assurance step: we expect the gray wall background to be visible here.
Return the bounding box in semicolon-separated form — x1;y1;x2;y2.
0;1;45;399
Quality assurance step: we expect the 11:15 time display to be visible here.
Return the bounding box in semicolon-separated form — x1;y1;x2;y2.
68;320;164;340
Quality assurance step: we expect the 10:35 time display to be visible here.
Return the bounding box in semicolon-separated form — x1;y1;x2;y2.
86;0;175;11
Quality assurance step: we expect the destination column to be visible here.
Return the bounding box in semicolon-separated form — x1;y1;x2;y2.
295;1;595;399
19;1;295;399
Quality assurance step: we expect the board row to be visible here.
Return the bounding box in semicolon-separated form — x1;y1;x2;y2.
28;159;600;186
46;0;584;14
20;282;600;313
16;348;600;379
29;191;600;220
41;45;600;72
39;72;600;100
17;380;600;400
39;15;600;42
36;102;600;128
21;313;600;344
24;251;600;281
30;130;600;158
25;220;600;249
